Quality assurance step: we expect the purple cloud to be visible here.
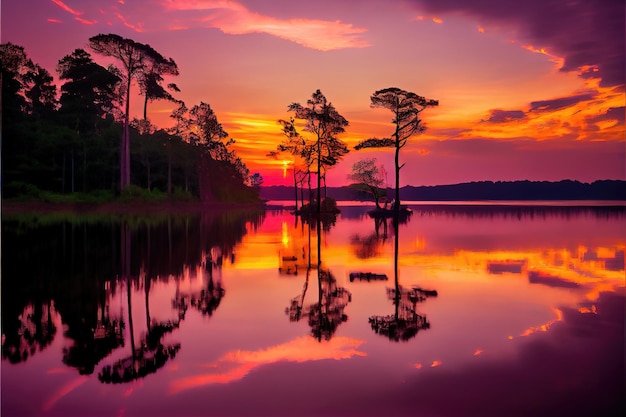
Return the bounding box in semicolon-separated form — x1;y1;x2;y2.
484;109;526;123
529;92;596;112
409;0;625;87
587;106;625;124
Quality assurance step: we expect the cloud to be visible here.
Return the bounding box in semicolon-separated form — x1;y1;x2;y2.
409;0;625;87
169;336;366;394
74;17;96;25
587;106;625;125
114;12;143;32
162;0;369;51
51;0;82;16
163;0;246;12
484;109;526;123
529;92;596;113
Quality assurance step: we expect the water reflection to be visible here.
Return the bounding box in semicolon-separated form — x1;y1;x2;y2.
368;216;437;342
286;215;352;341
1;209;264;383
174;257;225;318
98;222;182;385
1;301;58;364
1;204;624;416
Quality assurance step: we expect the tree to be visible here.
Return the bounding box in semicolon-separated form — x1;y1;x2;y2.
167;102;189;195
188;101;233;161
23;63;57;118
355;87;438;213
249;173;263;189
271;117;311;210
348;158;387;209
1;42;33;119
57;49;120;124
138;59;179;120
288;90;349;213
89;33;178;191
186;101;252;202
57;49;120;192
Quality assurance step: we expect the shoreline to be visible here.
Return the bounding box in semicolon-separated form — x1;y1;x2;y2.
1;199;267;215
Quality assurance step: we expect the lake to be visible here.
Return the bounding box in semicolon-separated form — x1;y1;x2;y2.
2;202;624;417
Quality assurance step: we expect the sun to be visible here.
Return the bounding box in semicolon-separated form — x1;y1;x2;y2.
282;160;289;178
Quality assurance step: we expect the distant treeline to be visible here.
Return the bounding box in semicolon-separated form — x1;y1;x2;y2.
261;180;626;201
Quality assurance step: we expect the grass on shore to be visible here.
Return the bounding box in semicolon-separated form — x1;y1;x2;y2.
3;184;197;205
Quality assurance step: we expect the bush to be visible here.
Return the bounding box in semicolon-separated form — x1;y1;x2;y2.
320;197;340;213
171;187;195;202
3;181;42;199
299;197;340;214
119;185;167;202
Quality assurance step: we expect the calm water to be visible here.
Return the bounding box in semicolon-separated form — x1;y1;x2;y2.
2;203;625;417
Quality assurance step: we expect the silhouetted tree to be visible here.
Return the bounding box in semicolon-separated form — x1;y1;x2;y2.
23;63;57;118
57;49;120;124
188;101;234;160
89;33;178;191
0;43;32;118
271;117;311;210
250;172;264;189
57;48;120;192
356;87;438;214
288;90;349;213
348;158;387;209
138;56;179;120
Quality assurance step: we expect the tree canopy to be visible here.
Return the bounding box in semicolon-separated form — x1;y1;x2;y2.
88;33;179;191
355;87;438;211
287;89;349;212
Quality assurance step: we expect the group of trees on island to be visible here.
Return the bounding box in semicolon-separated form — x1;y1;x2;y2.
1;34;258;202
270;87;438;215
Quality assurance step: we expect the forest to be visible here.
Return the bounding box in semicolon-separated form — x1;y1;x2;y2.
1;35;260;203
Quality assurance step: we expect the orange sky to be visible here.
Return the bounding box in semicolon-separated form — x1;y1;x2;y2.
3;0;624;185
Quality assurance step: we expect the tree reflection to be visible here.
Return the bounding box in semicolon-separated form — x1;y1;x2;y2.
350;233;381;259
369;216;437;342
99;222;180;384
2;209;261;372
1;301;57;364
309;268;351;341
62;297;125;375
286;215;351;341
173;250;225;319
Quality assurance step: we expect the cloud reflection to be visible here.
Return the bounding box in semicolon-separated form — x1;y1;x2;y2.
169;336;366;394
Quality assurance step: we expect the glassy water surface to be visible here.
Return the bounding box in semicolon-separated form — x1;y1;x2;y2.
2;203;624;417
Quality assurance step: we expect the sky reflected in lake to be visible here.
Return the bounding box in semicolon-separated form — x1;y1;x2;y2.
2;204;624;417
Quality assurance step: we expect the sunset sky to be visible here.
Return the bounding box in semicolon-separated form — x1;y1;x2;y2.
2;0;624;186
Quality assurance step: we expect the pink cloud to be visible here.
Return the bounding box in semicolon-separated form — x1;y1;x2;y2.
164;0;369;51
51;0;82;16
47;18;63;23
163;0;247;12
115;12;143;32
169;336;366;394
74;16;96;25
42;377;89;411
